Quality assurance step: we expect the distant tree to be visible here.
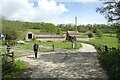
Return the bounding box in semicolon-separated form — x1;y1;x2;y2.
57;24;75;31
77;25;87;32
2;26;19;40
56;28;61;35
96;29;103;38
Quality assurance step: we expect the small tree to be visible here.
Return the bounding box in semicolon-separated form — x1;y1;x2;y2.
86;31;94;38
2;26;19;40
96;29;103;38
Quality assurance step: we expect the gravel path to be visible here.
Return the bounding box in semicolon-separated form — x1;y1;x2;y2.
15;43;109;79
79;43;97;52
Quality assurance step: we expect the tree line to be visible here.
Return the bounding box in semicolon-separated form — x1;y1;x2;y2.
2;19;117;40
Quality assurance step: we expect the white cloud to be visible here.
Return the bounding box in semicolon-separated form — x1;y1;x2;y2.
0;0;68;22
55;0;99;2
74;0;98;2
45;16;74;25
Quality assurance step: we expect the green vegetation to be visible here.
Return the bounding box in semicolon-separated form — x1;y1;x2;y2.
16;41;82;52
1;1;120;79
86;31;94;38
96;0;120;48
89;37;118;48
2;19;118;41
100;50;120;79
40;42;72;49
2;60;27;80
2;20;59;40
95;29;103;38
87;33;119;79
26;29;40;33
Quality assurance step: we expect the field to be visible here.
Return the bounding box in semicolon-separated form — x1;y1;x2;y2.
1;41;82;54
89;33;118;48
17;41;82;52
0;41;82;58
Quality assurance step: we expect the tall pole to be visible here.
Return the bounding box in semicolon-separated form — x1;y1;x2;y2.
74;17;77;49
75;17;77;41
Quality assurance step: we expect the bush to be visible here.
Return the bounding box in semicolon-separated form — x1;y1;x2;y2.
99;50;120;79
47;40;53;42
2;60;27;79
2;55;14;75
86;31;94;38
95;29;103;38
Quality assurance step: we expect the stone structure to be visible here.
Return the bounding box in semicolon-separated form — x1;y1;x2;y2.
26;32;66;42
26;31;89;42
66;31;89;41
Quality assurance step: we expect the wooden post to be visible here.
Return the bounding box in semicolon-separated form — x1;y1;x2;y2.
11;52;15;67
105;45;108;52
52;44;54;51
72;42;75;49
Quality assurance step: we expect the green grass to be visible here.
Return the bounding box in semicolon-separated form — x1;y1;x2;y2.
0;47;6;52
40;42;73;49
19;29;40;40
103;33;116;37
16;41;81;52
16;41;53;52
0;40;2;45
89;37;118;48
26;29;40;33
2;60;28;80
1;41;82;57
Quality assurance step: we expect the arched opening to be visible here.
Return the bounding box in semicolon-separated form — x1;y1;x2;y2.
28;34;32;39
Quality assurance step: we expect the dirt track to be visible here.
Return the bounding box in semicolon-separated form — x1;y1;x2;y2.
15;43;109;79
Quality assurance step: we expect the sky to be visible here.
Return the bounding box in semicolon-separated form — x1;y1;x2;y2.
0;0;107;25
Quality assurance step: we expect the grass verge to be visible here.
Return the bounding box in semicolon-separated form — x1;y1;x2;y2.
2;60;28;80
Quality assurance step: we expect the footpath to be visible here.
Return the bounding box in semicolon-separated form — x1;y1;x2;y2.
15;43;109;79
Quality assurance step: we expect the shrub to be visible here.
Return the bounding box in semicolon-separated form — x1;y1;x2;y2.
2;55;14;75
86;31;94;38
99;50;120;79
95;29;103;38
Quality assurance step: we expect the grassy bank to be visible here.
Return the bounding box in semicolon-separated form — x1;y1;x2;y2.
2;60;28;80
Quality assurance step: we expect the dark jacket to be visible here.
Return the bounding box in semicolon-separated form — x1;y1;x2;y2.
33;44;39;51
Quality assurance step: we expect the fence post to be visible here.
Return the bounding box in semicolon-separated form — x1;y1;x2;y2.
105;45;108;52
11;52;15;67
72;42;75;49
52;44;54;51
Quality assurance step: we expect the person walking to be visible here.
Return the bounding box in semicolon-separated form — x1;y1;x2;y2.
33;42;39;58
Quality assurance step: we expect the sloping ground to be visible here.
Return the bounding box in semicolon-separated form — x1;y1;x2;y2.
15;43;109;79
